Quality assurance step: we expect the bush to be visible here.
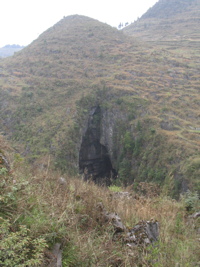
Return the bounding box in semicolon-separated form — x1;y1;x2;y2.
0;218;47;267
181;190;200;212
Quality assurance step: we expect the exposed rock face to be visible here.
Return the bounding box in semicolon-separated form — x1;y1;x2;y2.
100;106;128;169
79;106;116;184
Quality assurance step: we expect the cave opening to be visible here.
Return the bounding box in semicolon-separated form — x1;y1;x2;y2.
79;106;117;185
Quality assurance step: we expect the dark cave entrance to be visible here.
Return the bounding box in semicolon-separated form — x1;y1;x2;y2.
79;106;116;185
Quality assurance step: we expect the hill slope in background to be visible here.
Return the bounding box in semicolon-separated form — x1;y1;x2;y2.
0;14;199;197
123;0;200;55
0;44;25;58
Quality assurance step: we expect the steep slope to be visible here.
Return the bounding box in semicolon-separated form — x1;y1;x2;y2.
123;0;200;55
0;15;199;196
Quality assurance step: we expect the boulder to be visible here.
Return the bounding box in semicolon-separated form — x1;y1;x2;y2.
190;211;200;219
125;220;159;246
104;212;126;232
58;177;67;186
96;203;159;245
45;243;63;267
97;202;126;232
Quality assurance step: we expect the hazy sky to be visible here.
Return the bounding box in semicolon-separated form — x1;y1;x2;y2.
0;0;158;48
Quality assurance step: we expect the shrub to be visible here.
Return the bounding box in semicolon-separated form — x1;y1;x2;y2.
0;218;47;266
181;190;200;212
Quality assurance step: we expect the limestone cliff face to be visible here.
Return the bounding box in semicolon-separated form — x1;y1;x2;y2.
100;107;128;169
78;102;132;183
79;106;117;184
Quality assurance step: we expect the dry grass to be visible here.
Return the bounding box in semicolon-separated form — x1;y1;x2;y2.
1;148;198;267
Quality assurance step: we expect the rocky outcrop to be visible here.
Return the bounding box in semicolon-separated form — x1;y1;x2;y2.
97;202;159;246
125;220;159;247
97;202;126;232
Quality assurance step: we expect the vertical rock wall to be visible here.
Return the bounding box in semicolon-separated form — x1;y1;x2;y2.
79;106;116;184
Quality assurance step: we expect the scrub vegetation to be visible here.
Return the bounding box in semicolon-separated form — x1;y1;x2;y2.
0;135;199;266
0;1;200;265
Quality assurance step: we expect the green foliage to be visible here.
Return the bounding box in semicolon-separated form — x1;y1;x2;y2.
145;237;199;267
123;131;134;153
150;127;156;134
182;157;200;195
62;244;81;266
0;218;47;267
118;158;132;186
133;135;143;156
181;190;200;212
136;120;142;131
108;185;123;192
0;167;8;175
174;212;185;234
145;243;160;266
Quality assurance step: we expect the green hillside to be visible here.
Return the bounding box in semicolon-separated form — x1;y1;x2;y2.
123;0;200;55
0;13;199;197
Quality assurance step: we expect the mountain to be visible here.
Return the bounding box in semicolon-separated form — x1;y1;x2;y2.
0;44;25;58
123;0;200;54
0;14;199;197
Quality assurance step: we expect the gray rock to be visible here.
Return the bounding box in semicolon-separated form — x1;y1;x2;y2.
190;211;200;219
113;191;132;199
146;220;159;242
97;202;126;232
49;243;62;267
58;177;67;185
125;220;159;246
104;212;126;232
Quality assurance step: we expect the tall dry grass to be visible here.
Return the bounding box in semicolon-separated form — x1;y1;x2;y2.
1;143;199;266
